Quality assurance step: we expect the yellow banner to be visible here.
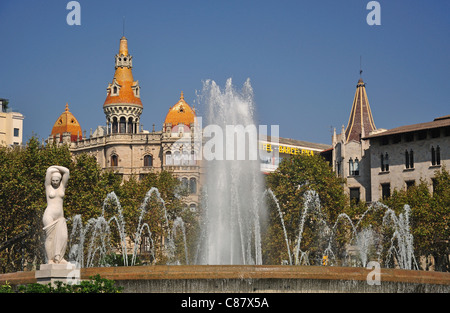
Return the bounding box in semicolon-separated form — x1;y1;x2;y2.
260;143;315;156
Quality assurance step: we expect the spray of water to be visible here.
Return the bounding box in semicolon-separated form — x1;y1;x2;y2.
196;78;268;265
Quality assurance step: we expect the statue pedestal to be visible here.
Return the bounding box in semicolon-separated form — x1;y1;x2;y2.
35;263;80;286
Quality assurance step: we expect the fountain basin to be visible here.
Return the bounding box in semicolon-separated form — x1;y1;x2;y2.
1;265;449;293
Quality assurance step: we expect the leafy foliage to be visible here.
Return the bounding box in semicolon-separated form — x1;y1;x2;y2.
15;275;123;293
382;166;450;271
0;137;198;272
264;153;348;265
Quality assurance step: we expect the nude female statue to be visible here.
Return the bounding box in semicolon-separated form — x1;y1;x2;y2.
42;165;70;264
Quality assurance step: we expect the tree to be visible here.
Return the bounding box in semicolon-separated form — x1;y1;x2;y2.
382;166;450;272
113;171;196;265
0;137;122;273
264;153;348;265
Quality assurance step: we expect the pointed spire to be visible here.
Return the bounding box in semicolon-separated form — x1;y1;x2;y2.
344;78;376;142
180;91;184;101
65;103;69;112
104;36;142;107
119;36;128;56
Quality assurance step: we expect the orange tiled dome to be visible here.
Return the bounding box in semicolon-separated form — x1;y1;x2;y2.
103;37;142;107
51;103;82;141
164;92;196;127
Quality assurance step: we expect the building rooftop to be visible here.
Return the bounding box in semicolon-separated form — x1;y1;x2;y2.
363;115;450;139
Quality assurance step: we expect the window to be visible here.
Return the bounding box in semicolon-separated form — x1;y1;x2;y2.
353;158;359;176
128;117;133;134
111;154;118;167
405;150;409;168
349;158;360;176
432;178;437;194
432;145;441;166
349;158;353;176
173;151;181;165
405;149;414;169
165;151;172;165
381;183;391;200
349;188;360;204
13;128;19;137
181;177;188;191
144;155;153;167
406;180;415;190
189;178;197;194
381;153;385;171
384;153;389;171
113;86;118;94
119;117;126;134
112;117;118;134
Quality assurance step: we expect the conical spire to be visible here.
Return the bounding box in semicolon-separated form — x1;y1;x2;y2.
103;36;142;107
344;78;376;142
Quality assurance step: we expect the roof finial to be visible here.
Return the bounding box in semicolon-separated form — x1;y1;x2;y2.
65;103;69;112
180;91;184;100
122;16;125;37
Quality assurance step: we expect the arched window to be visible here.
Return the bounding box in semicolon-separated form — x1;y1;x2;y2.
432;145;441;166
111;154;118;167
144;155;153;167
173;151;181;165
181;177;188;191
128;117;133;134
113;86;118;94
353;158;359;176
119;117;126;134
189;178;197;194
405;150;410;169
181;151;189;166
112;117;118;134
431;146;436;165
165;151;172;165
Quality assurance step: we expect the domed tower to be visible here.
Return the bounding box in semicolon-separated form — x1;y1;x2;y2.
163;91;196;134
103;36;142;134
51;103;83;142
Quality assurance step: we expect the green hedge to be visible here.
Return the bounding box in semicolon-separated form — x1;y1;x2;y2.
0;274;123;293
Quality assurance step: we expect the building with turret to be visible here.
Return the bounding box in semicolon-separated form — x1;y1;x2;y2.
48;36;201;210
332;78;376;203
332;77;450;203
48;35;333;210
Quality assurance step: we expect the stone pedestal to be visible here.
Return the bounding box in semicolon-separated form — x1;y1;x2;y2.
35;263;80;286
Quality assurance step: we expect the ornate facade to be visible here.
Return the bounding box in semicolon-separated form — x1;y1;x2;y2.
332;78;375;203
332;77;450;203
48;36;201;210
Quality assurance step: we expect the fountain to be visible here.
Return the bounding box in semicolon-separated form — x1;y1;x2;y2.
195;78;268;265
1;79;449;293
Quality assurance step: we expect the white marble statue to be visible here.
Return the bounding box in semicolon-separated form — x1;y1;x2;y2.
42;165;70;264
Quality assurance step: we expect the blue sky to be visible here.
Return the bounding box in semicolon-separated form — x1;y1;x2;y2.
0;0;449;145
